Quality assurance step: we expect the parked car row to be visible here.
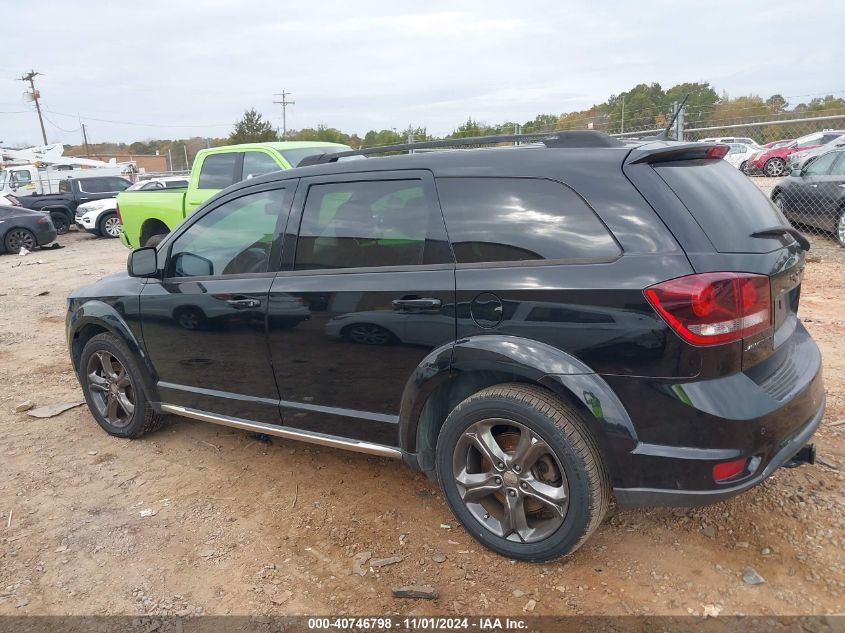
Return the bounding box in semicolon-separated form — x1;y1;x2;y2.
743;131;845;177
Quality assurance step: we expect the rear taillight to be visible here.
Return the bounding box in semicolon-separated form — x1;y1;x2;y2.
116;202;122;224
644;272;771;346
37;216;49;225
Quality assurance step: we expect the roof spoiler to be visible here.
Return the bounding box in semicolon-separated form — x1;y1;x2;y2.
628;143;730;165
297;130;624;167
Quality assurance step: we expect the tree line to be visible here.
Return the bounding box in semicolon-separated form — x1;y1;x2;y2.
63;82;845;163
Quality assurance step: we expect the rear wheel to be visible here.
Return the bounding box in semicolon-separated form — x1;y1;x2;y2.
50;211;70;235
342;323;394;345
4;228;36;252
764;158;786;177
144;233;167;247
79;333;165;438
435;383;610;561
98;212;121;238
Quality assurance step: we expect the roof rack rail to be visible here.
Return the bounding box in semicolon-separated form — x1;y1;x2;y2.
297;130;623;166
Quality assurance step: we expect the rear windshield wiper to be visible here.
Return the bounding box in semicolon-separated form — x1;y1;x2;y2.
750;226;810;252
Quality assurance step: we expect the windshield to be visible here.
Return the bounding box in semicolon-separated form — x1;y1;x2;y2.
279;146;352;167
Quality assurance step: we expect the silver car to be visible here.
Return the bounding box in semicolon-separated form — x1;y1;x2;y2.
788;131;845;171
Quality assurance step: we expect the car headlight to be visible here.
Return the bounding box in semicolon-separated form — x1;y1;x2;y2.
80;201;106;212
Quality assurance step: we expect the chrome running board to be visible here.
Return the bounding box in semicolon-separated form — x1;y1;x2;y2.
160;404;402;459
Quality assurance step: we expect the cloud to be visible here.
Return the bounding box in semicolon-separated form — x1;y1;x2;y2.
1;0;841;145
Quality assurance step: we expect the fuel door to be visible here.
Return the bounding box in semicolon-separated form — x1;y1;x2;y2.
470;292;504;329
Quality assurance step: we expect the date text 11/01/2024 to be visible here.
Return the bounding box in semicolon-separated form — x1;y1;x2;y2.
307;616;528;630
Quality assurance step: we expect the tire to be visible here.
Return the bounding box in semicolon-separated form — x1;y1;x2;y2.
145;233;167;247
764;158;786;177
435;383;610;561
4;228;36;253
739;160;748;173
79;333;166;438
97;212;121;239
342;323;395;346
50;211;70;235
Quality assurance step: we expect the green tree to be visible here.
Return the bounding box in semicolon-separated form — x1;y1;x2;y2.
448;118;487;138
766;94;788;114
362;129;406;147
521;114;560;133
665;82;719;128
294;124;351;144
228;109;278;144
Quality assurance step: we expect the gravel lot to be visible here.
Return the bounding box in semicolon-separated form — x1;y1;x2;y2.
0;230;843;617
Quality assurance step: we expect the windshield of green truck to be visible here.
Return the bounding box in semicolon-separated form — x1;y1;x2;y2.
279;146;352;167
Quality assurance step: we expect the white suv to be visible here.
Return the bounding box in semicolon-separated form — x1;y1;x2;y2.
75;176;188;238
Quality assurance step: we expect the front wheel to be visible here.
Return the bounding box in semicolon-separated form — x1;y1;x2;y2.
50;211;70;235
435;384;610;561
98;212;121;238
764;158;786;177
79;333;166;438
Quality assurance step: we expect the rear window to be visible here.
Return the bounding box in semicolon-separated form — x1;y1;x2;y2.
198;153;238;189
653;160;787;253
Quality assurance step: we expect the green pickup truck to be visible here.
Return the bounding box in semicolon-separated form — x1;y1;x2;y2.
117;141;350;248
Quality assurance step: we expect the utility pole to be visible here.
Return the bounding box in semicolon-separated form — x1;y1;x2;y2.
273;90;295;140
183;144;190;170
81;123;91;158
19;70;48;145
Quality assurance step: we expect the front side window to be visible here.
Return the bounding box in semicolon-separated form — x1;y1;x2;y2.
804;151;839;176
436;177;621;264
294;179;451;270
12;170;32;185
198;153;239;189
829;152;845;176
168;188;287;277
242;152;281;180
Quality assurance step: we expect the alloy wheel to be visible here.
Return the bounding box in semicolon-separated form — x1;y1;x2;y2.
765;158;785;177
103;215;122;238
452;418;569;543
6;229;35;252
86;350;135;428
346;324;391;345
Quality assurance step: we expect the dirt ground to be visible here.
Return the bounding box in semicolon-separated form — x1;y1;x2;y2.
0;229;843;618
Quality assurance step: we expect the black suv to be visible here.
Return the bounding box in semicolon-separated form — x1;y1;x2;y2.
66;132;824;561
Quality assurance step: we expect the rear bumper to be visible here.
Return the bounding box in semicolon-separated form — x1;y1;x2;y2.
613;396;824;507
605;320;824;508
36;226;57;246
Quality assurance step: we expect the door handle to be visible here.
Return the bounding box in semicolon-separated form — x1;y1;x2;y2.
392;298;442;309
227;298;261;309
187;199;203;206
810;184;818;188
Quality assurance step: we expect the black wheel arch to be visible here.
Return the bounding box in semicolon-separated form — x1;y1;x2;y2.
397;335;637;481
68;301;161;407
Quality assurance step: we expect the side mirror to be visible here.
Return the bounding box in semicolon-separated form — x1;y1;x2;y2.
790;168;803;178
127;247;159;278
172;251;214;277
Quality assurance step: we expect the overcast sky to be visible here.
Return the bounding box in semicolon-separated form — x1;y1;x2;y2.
1;0;841;147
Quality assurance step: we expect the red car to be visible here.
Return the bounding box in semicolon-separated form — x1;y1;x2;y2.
747;131;845;177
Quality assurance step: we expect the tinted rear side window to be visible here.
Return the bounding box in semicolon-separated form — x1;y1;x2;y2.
436;177;620;264
198;153;239;189
653;160;787;253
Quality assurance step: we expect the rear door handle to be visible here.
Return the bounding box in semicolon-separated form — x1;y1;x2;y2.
227;298;261;309
392;298;442;309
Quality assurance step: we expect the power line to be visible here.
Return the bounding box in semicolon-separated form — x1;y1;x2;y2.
273;90;295;140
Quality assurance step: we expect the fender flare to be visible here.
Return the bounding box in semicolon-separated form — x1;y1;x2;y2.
67;300;160;403
398;334;637;463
